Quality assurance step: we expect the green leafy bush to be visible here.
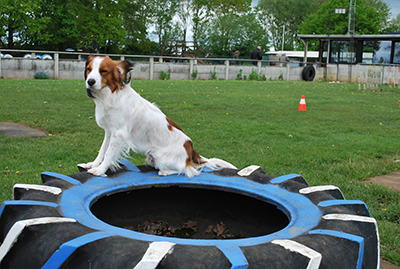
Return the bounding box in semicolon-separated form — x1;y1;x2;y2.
210;67;217;80
160;70;171;80
191;68;198;80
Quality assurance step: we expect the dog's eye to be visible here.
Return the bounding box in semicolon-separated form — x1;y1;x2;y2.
100;70;108;73
86;68;91;72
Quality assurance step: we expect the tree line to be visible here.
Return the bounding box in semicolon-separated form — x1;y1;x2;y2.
1;0;399;57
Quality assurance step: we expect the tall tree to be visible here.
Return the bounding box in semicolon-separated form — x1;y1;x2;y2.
122;0;156;54
0;0;49;48
257;0;319;51
176;0;192;41
31;0;80;51
199;8;269;56
299;0;385;36
191;0;209;45
72;0;126;53
151;0;180;43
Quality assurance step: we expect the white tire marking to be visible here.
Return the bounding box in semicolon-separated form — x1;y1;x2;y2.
0;217;76;262
237;165;261;177
134;241;176;269
13;184;62;196
322;213;380;269
272;239;322;269
299;185;344;197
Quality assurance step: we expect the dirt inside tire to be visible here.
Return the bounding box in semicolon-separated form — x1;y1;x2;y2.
91;186;290;239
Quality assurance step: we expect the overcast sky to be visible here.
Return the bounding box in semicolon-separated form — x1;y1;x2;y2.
384;0;400;19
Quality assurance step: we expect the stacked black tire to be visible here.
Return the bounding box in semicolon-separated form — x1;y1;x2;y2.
0;160;380;268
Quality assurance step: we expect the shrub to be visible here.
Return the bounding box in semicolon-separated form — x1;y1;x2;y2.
210;66;217;80
191;68;198;80
236;69;243;80
160;70;171;80
34;70;50;79
249;69;266;81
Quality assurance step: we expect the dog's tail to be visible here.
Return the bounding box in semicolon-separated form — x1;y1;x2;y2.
202;157;237;171
185;156;237;177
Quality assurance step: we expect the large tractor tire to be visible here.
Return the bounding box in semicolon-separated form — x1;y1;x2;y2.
0;160;379;268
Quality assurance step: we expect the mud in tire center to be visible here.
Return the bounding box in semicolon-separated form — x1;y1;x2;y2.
0;160;380;268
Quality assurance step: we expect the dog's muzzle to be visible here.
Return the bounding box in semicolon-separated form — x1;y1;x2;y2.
86;78;96;98
87;88;95;98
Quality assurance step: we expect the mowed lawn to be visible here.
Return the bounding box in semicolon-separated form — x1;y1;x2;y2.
0;79;399;264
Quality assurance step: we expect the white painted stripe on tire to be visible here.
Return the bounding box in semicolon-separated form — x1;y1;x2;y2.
271;239;321;269
134;241;176;269
322;214;380;269
299;185;344;196
13;184;62;196
323;214;376;223
0;217;76;262
237;165;261;177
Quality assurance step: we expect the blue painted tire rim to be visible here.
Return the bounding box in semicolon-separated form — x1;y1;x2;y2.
59;160;322;247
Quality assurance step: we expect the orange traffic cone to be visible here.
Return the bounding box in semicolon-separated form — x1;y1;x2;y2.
298;95;307;111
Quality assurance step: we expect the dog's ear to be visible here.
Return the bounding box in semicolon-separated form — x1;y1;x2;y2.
84;56;94;80
117;61;134;85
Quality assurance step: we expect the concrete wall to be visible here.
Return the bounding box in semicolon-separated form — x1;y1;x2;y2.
1;54;397;84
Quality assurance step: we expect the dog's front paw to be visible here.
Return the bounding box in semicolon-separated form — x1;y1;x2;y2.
78;162;94;170
87;166;108;177
158;170;179;176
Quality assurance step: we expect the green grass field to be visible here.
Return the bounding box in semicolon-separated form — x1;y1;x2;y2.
0;79;399;264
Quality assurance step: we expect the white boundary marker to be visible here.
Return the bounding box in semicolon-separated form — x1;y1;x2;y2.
272;239;322;269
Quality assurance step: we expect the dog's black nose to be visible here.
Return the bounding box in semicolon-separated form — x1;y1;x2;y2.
87;78;96;86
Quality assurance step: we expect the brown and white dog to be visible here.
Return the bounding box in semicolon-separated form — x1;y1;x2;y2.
78;56;236;177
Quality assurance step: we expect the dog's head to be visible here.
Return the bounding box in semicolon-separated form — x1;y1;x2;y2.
84;56;134;98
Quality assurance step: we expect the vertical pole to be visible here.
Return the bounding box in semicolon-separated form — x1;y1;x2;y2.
54;53;59;79
149;57;154;80
303;40;308;65
225;60;229;80
189;59;194;80
286;64;290;81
